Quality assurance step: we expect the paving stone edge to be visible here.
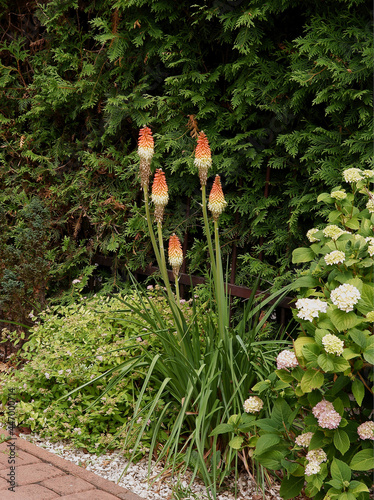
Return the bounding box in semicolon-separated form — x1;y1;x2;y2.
0;428;143;500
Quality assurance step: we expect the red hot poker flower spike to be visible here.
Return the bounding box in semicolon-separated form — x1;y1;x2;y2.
138;127;154;189
138;127;154;161
208;175;227;221
194;131;212;186
168;233;183;277
151;169;169;223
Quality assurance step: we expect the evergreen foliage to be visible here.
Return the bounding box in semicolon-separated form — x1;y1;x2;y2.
0;0;372;308
0;196;54;329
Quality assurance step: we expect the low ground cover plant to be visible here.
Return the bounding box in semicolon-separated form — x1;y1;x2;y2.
214;169;374;499
0;290;190;454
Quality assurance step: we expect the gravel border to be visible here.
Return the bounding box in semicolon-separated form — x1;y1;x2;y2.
19;433;282;500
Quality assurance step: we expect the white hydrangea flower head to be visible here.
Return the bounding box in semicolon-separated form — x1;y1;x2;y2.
295;432;314;447
323;225;349;240
306;448;327;464
330;283;361;312
362;170;374;179
324;250;345;266
357;421;374;440
243;396;263;413
353;234;365;243
366;197;374;214
295;298;328;322
330;190;347;200
306;228;320;242
276;350;299;370
305;462;321;476
365;238;374;257
322;334;344;356
365;311;374;322
343;168;363;183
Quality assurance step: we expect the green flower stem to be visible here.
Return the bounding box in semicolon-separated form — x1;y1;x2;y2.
156;221;183;311
174;275;180;305
201;185;217;281
214;219;227;340
157;221;168;281
143;187;186;357
201;184;227;339
143;187;175;304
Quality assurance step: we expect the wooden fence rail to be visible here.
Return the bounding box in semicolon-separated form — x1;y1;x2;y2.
92;254;295;325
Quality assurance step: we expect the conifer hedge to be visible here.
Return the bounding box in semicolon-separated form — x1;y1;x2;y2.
0;0;372;313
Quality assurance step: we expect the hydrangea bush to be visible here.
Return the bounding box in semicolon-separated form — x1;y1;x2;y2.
212;170;374;499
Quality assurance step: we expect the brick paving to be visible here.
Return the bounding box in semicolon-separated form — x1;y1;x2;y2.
0;428;144;499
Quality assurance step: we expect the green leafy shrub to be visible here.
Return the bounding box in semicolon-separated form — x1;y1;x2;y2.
213;169;374;499
0;290;187;454
0;196;55;331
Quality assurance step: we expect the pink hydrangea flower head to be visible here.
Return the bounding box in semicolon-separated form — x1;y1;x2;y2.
318;410;341;430
276;350;299;370
357;421;374;440
312;400;334;418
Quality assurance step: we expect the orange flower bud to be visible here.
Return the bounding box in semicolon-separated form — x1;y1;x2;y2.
151;169;169;223
168;233;183;277
208;175;227;221
194;131;212;186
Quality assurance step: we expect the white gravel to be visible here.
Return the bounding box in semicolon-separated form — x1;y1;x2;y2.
20;433;282;500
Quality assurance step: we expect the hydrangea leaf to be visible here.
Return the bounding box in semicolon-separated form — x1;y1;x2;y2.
254;434;281;456
356;284;374;315
350;449;374;471
292;247;316;263
329;309;361;332
333;429;350;455
279;475;305;499
351;379;365;406
228;435;243;450
294;336;316;365
300;369;324;392
317;353;350;373
331;457;351;483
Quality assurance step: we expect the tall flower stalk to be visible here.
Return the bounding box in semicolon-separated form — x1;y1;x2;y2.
151;169;170;289
208;175;228;339
194;132;217;282
138;129;175;307
168;233;183;304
